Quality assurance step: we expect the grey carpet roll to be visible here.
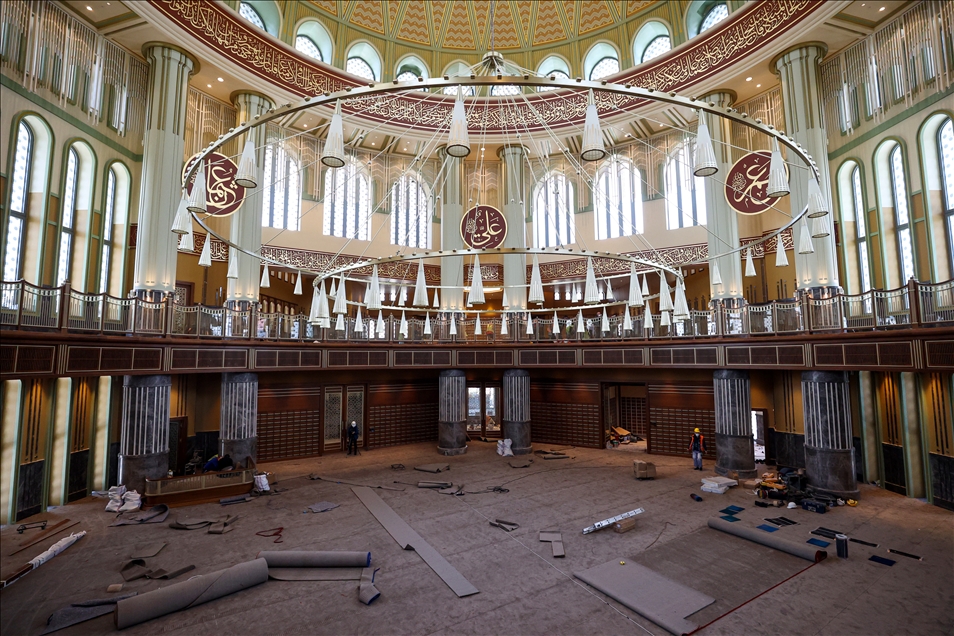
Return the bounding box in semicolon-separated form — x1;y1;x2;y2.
256;551;371;568
114;558;268;629
267;567;364;581
707;518;828;562
358;568;381;605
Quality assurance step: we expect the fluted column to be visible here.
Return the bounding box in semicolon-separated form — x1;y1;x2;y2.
713;370;755;477
802;371;859;497
119;375;171;492
219;372;258;467
438;370;467;455
439;146;465;310
773;45;840;294
502;369;531;455
499;146;528;310
228;92;274;305
700;91;745;307
132;43;198;298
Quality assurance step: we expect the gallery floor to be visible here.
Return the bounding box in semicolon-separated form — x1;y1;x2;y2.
2;441;951;635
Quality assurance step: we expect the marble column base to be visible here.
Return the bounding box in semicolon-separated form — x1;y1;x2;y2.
438;420;467;456
715;432;757;478
805;446;859;498
119;451;168;493
220;437;257;469
502;420;532;455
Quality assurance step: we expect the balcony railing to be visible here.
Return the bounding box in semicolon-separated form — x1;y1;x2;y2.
2;279;952;344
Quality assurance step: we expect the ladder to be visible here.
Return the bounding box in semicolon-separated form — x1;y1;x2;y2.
582;507;645;534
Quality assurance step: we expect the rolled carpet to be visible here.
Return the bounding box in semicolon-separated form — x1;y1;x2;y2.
256;551;371;568
114;558;268;629
707;518;828;562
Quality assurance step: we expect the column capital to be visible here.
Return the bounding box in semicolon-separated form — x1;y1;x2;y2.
230;90;276;115
141;41;200;76
496;144;529;160
698;90;737;108
770;42;829;75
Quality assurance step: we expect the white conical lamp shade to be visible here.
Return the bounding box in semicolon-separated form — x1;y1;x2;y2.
321;100;346;168
601;307;610;333
673;277;690;319
294;273;303;295
178;225;194;252
260;262;270;288
526;314;534;335
474;313;482;336
641;274;650;296
399;311;408;338
710;261;723;286
413;259;428;306
467;255;485;305
658;271;673;312
367;265;382;311
376;311;386;337
308;284;320;323
446;87;471;158
187;161;207;213
660;310;671;326
333;274;348;314
604;280;615;301
528;255;544;304
354;306;364;332
581;89;606;162
628;263;644;307
576;309;585;333
807;177;829;218
745;248;756;277
432;288;440;309
316;280;330;327
235;139;258;188
502;287;510;309
329;279;337;298
623;306;633;331
500;313;509;335
335;313;345;332
811;214;830;238
766;138;789;198
198;235;212;267
798;219;815;254
398;286;407;307
424;312;432;335
449;313;457;336
227;248;238;279
643;308;653;330
584;257;600;304
172;193;191;234
552;310;559;334
693;112;718;176
775;236;789;267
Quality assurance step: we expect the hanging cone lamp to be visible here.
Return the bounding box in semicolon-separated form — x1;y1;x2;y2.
227;248;238;279
260;262;270;288
641;274;650;297
376;311;385;337
710;260;723;286
604;280;615;301
432;288;440;310
500;313;509;336
413;258;428;306
335;313;345;332
354;306;364;332
308;283;321;323
658;271;673;312
234;139;258;188
446;86;471;158
581;89;607;162
294;272;303;295
798;219;815;254
178;225;194;252
366;264;382;311
552;310;559;334
775;236;790;267
628;263;644;307
693;111;718;176
399;311;408;338
643;307;654;330
449;313;457;336
807;176;829;218
474;313;482;336
623;306;633;331
673;276;690;319
576;309;585;334
745;248;757;277
333;274;348;314
766;138;789;198
467;255;485;305
528;254;544;304
584;257;600;304
321;100;346;168
525;314;534;335
423;312;432;336
329;279;337;299
601;307;610;333
398;286;407;307
198;235;212;267
172;193;191;234
187;161;207;213
660;310;671;327
502;287;510;309
811;214;830;238
316;280;330;327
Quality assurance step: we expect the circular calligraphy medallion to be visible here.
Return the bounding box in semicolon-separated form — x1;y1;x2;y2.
183;152;246;217
460;205;508;249
724;150;788;215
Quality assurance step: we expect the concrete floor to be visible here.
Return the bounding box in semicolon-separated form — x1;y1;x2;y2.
2;442;952;635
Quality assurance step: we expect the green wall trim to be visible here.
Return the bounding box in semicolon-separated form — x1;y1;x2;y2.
828;86;954;161
1;76;144;163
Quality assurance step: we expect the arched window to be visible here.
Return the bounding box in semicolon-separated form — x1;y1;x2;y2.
262;144;301;230
347;57;375;81
3;121;32;283
323;159;370;240
849;165;872;292
346;42;381;81
938;117;954;270
665;143;706;228
390;174;430;248
642;36;671;62
443;61;475;96
491;84;521;97
396;57;428;91
590;56;619;80
296;19;333;61
584;43;619;81
634;21;672;63
890;145;915;282
595;157;643;240
239;2;266;30
700;3;728;32
56;146;80;286
100;167;117;293
295;35;322;60
537;56;570;91
533;172;575;247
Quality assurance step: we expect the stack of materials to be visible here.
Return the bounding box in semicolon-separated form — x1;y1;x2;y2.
633;460;656;480
701;476;738;494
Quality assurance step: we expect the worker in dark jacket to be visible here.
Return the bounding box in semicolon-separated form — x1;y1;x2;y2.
688;428;706;470
347;420;360;456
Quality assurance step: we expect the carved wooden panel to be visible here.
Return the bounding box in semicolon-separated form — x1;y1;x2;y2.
2;345;56;375
392;350;452;367
650;346;719;366
519;349;577;366
925;340;954;369
456;350;515;366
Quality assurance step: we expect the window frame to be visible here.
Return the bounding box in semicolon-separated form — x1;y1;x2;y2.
261;143;301;231
324;159;370;241
533;171;575;248
889;144;915;283
589;56;620;81
595;156;644;240
295;34;323;61
347;56;376;81
56;145;79;287
390;174;430;249
641;35;672;63
699;3;728;33
239;2;266;30
665;143;707;229
4;120;33;283
937;117;954;273
99;167;118;294
850;165;873;293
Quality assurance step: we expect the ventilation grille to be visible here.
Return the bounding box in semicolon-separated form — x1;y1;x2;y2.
256;349;323;369
456;350;515;366
392;350;453;367
519;349;577;366
650;347;719;366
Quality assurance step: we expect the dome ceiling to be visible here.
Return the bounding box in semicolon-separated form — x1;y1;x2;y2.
308;0;658;50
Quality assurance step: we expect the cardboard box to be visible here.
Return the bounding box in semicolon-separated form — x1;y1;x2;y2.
613;517;637;533
633;460;657;479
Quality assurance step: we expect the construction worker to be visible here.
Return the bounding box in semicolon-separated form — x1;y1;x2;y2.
688;428;707;470
347;420;360;456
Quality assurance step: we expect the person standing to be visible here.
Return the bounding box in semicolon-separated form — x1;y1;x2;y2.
347;420;360;456
688;428;706;470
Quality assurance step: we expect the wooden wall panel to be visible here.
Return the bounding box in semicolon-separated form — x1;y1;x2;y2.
367;382;438;448
647;384;716;457
530;381;602;449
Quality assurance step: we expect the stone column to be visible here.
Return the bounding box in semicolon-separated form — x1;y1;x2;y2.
899;372;925;498
119;375;171;492
219;372;258;468
499;146;528;310
713;370;756;477
858;371;880;483
502;369;531;455
228;92;274;306
802;371;859;497
132;43;198;298
438;370;467;455
700;91;745;309
773;45;840;295
439;146;465;311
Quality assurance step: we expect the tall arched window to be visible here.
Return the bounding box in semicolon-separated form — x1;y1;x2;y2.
850;165;872;292
642;36;671;62
443;61;475;96
537;56;570;92
56;146;79;286
295;35;322;60
391;174;430;248
595;156;643;240
324;159;370;240
700;3;728;32
239;2;266;29
533;172;575;247
296;20;333;61
262;144;301;230
634;21;673;64
396;58;428;91
584;43;620;81
347;57;375;80
3;121;32;283
890;145;915;282
589;56;619;80
938;117;954;269
665;143;707;228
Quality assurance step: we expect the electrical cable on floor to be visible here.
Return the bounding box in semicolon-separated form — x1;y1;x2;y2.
454;496;659;636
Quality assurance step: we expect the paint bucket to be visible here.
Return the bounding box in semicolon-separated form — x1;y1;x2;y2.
836;534;848;558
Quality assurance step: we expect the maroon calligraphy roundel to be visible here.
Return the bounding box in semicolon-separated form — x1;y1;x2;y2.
724;150;787;215
182;152;246;217
460;205;507;249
